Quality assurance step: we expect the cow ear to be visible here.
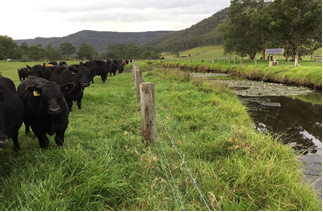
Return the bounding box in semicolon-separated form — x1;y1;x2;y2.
26;65;31;71
69;66;78;74
60;82;75;94
90;66;97;76
25;85;42;97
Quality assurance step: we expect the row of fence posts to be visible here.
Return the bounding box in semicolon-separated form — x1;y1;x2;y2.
171;58;320;66
133;62;155;143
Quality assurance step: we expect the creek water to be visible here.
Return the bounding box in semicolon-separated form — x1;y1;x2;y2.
189;72;322;197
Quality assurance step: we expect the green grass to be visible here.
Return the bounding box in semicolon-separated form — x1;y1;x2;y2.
1;61;321;210
162;45;322;61
160;60;322;88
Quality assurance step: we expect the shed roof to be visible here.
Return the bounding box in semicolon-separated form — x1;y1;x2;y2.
265;49;284;54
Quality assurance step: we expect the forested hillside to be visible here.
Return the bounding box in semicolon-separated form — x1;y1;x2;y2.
14;30;173;52
143;8;229;51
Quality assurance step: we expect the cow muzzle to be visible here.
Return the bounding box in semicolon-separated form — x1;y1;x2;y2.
49;107;61;114
0;135;8;148
82;82;89;87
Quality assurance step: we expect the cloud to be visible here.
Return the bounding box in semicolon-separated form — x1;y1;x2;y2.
2;0;230;39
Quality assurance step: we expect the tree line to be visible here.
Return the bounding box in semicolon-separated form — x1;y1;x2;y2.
0;35;162;61
217;0;322;60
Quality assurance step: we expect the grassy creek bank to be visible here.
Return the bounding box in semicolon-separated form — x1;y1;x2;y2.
157;60;322;90
1;61;321;210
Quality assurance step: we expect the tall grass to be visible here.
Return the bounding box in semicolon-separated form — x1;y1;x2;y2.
1;61;321;210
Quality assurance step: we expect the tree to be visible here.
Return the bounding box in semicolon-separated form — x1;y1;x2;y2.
270;0;322;60
0;35;19;59
59;42;76;60
125;44;141;59
45;45;63;61
20;42;29;55
76;43;98;60
27;45;44;61
218;0;261;59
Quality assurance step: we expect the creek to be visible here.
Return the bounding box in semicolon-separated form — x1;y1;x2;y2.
189;72;322;197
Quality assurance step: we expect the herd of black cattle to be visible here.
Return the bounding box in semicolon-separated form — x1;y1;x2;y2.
0;59;129;150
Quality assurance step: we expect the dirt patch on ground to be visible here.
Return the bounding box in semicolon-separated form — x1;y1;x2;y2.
123;69;132;73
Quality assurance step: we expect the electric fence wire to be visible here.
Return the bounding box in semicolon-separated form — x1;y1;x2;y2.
146;92;211;211
147;123;182;211
148;110;185;211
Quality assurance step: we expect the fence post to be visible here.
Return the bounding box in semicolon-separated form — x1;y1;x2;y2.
140;83;155;143
316;59;318;66
135;70;142;103
133;63;137;79
255;59;257;65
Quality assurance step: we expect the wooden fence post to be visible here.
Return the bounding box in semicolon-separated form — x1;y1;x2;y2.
140;83;155;143
133;63;137;79
135;70;142;103
315;59;318;66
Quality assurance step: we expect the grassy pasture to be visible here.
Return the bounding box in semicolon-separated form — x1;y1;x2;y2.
1;61;321;210
161;45;322;62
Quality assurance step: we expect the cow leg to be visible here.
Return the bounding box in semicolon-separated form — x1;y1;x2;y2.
77;94;83;109
11;132;20;151
66;99;73;111
55;128;66;146
101;74;105;83
32;129;49;149
25;122;31;135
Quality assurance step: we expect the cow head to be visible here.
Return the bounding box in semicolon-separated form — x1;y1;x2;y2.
76;62;96;88
26;81;75;114
27;64;45;78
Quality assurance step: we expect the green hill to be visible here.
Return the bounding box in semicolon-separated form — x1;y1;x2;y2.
143;8;229;51
14;30;173;52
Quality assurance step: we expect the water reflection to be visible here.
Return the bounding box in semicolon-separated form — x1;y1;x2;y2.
239;94;322;194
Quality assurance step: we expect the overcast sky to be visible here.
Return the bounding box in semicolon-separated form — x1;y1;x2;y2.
2;0;231;40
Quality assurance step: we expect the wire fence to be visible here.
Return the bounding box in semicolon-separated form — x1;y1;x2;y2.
133;62;211;211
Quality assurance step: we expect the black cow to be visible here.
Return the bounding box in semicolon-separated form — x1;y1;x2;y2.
26;64;52;80
48;61;58;65
0;76;24;150
59;61;67;66
49;62;96;111
17;67;30;81
17;76;75;148
85;60;108;83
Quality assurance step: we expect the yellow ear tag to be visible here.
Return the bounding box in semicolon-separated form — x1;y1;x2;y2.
33;90;40;96
72;72;76;74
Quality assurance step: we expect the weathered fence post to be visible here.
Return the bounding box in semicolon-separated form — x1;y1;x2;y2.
135;70;142;103
140;83;155;143
255;59;257;65
212;59;214;64
218;57;220;63
240;60;242;65
315;59;318;66
133;63;137;79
